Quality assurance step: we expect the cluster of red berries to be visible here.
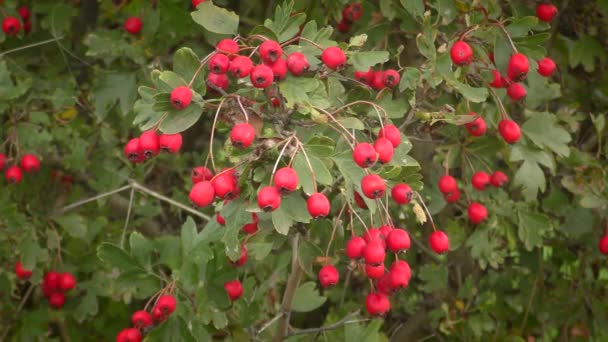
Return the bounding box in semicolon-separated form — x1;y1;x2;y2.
1;5;32;36
14;261;32;280
337;3;363;33
124;131;183;163
1;153;40;184
354;68;401;90
41;271;77;309
116;294;177;342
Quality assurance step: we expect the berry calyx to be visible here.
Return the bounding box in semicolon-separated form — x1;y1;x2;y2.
228;56;254;78
2;17;22;35
257;186;281;212
378;124;401;147
471;171;491;191
352;142;377;168
365;263;385;279
156;294;177;315
159;133;183;153
286;52;310;76
259;40;283;64
20;154;40;173
116;328;142;342
14;261;32;280
507;82;527;101
536;3;558;22
321;47;347;70
429;230;450;254
307;193;330;218
58;272;76;291
208;53;231;74
489;70;505;88
191;166;213;184
5;166;23;184
382;69;400;88
250;64;274;88
224;280;243;301
189;181;215;207
365;292;391;316
450;41;473;65
490;171;509;187
386;229;411;253
139;131;160;159
438;175;458;194
346;236;367;259
124;17;143;35
216;39;239;57
131;310;153;329
507;53;529;81
465;112;487;137
498;119;521;144
170;86;193;110
363;240;386;266
374;138;394;164
318;265;339;288
361;174;386;199
537;57;556;77
391;183;413;205
274;167;299;193
230;123;255;148
49;292;66;309
468;202;488;224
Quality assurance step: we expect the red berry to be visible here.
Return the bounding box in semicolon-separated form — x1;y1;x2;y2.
378;124;401;147
382;69;400;88
207;73;230;92
537;57;556;77
507;82;526;101
507;53;529;81
216;212;226;225
267;58;288;81
257;186;281;212
151;306;166;323
159;133;183;153
116;327;143;342
321;47;347;70
18;7;30;21
170;86;192;110
389;260;411;289
354;191;367;209
471;171;491;191
14;261;32;280
216;39;239;57
156;294;177;315
232;244;248;267
468;202;488;224
363;228;385;244
438;175;458;194
489;70;505;88
48;292;65;309
250;64;274;88
391;183;413;205
379;225;393;241
0;153;6;170
465;112;487;137
386;229;411;253
318;265;339;288
361;174;385;199
189;181;215;207
131;310;153;329
228;56;254;78
286;52;310;76
259;40;283;64
124;17;142;35
5;166;23;184
374;138;394;164
376;273;393;295
444;189;461;203
363;240;385;265
192;0;207;8
139;131;160;159
354;68;373;84
352;142;377;168
490;171;509;187
44;271;60;291
20;154;40;173
307;193;330;218
209;53;231;74
124;138;143;163
191;166;213;184
429;230;449;254
23;20;31;34
342;3;363;21
365;292;391;316
599;236;608;254
224;280;243;301
345;236;367;259
274;167;299;193
212;172;239;200
365;263;385;279
2;17;22;35
498;119;521;144
450;41;473;65
369;71;385;90
536;3;558;22
58;272;76;292
337;19;351;33
230;123;255;148
242;213;259;234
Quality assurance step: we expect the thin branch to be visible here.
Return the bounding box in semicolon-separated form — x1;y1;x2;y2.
273;234;303;342
257;312;284;336
0;36;65;57
120;187;136;248
286;311;368;337
56;184;133;213
130;181;210;221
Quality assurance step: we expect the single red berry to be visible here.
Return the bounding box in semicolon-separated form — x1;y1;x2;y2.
363;228;385;244
189;181;215;207
2;17;22;35
216;212;226;225
0;153;6;170
379;225;393;241
170;86;192;110
207;73;230;92
131;310;153;329
345;236;367;259
318;265;339;288
378;124;401;147
374;138;394;164
242;213;259;234
116;328;142;342
391;183;413;205
468;202;488;224
23;20;31;34
191;166;213;184
369;71;385;90
507;82;526;101
274;167;299;193
156;295;177;315
216;39;239;58
257;186;281;212
490;171;509;187
307;193;330;218
224;280;243;301
389;260;411;289
354;68;374;84
259;40;283;64
363;240;385;266
352;142;377;168
429;230;449;254
337;19;351;33
228;56;254;78
18;7;30;21
365;292;391;316
159;133;183;153
250;65;274;88
267;58;288;81
212;172;239;200
14;261;32;280
438;175;458;194
342;3;363;21
232;244;248;267
507;53;529;81
58;272;76;292
139;131;160;159
536;3;558;22
48;292;65;309
321;46;347;70
124;17;143;35
498;119;521;144
44;271;60;291
376;273;393;295
450;41;473;65
471;171;491;191
365;263;385;279
151;306;166;323
354;191;367;209
537;57;556;77
286;52;310;76
489;70;505;88
124;138;143;163
444;189;461;203
209;53;231;74
230;123;255;148
361;174;385;199
5;166;23;184
465;112;487;137
599;236;608;254
20;154;40;173
386;229;411;253
382;69;400;88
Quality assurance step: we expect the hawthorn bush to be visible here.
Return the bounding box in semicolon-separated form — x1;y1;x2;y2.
1;0;607;341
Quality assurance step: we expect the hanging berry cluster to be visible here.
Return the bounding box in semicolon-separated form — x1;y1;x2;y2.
1;3;32;36
116;294;177;342
1;153;40;184
337;3;363;33
41;271;77;309
124;131;183;163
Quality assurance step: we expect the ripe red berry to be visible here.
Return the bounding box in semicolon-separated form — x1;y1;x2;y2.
471;171;491;191
507;82;526;101
337;19;352;33
318;265;339;288
48;292;66;309
189;181;215;207
365;292;391;316
131;310;153;329
250;65;274;88
230;123;255;148
382;69;400;88
307;193;330;218
207;73;230;92
209;53;230;74
0;153;6;170
438;175;458;194
365;263;385;279
116;328;142;342
139;131;160;159
18;7;30;21
232;244;248;267
450;41;473;65
58;272;76;292
429;230;449;254
159;133;183;153
44;271;60;291
386;229;411;253
23;20;32;34
361;174;385;199
257;186;281;212
346;236;367;259
363;240;385;265
191;166;213;184
507;53;529;81
321;47;347;70
286;52;310;76
376;273;393;295
599;235;608;254
391;183;413;205
498;119;521;144
537;57;556;77
124;17;143;35
490;171;509;187
379;225;393;241
353;142;377;168
374;138;394;164
192;0;207;8
151;306;166;323
156;295;177;315
242;213;259;234
389;260;411;289
5;166;23;184
228;56;254;78
216;39;239;58
468;202;488;224
354;68;373;84
224;280;243;301
124;138;143;163
444;189;461;203
267;58;288;81
2;17;22;35
378;124;401;147
20;154;40;173
369;71;385;90
536;3;558;22
363;228;385;244
465;113;487;137
354;191;367;209
14;261;32;280
259;40;283;64
274;167;299;193
216;212;226;225
489;70;505;88
170;86;192;110
212;172;239;200
342;3;363;21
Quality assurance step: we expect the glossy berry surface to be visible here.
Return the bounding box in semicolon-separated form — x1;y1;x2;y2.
378;125;401;147
391;183;413;204
365;292;391;316
209;53;231;74
382;69;400;88
228;56;253;78
259;40;282;64
156;295;177;315
438;175;458;194
353;143;377;168
124;17;143;35
471;171;491;191
191;166;213;184
250;65;274;88
230;123;255;148
3;17;22;35
20;154;40;173
361;174;385;199
318;265;339;288
374;138;394;164
170;86;193;110
216;39;239;57
363;240;386;265
58;272;76;291
346;236;367;259
14;261;32;280
139;131;160;159
490;171;509;187
321;47;347;70
224;280;243;301
274;167;299;193
536;3;558;22
498;119;521;144
465;113;487;137
507;82;526;101
286;52;309;76
537;57;556;77
429;230;449;253
159;133;183;153
257;186;281;212
5;166;23;184
307;193;330;218
599;236;608;254
450;41;473;65
131;310;153;329
189;181;215;207
507;53;529;81
468;202;488;224
386;229;411;252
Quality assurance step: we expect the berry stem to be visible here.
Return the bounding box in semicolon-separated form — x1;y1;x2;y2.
344;197;369;232
414;191;437;231
188;52;215;88
207;98;226;172
488;88;509;120
325;203;346;257
332;100;389;124
282;36;324;50
491;21;518;53
313;106;357;146
234;95;250;122
270;135;296;184
119;187;136;249
295;139;317;193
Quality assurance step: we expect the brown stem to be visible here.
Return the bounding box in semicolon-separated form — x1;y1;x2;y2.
273;233;303;342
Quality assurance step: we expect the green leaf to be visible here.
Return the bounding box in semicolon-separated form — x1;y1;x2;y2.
558;207;593;237
349;51;390;71
306;135;336;158
221;201;252;260
181;217;199;256
298;239;323;277
53;213;87;240
173;48;205;91
248;242;273;260
147;316;196;342
506;16;538;37
279;76;320;108
511;145;552;201
0;61;31;101
399;67;421;91
371;93;411;119
348;34;368;48
416;25;437;61
133;86;164;130
97;243;142;272
517;210;550;251
522;112;571;157
271;192;311;235
73;291;98;322
129;232;153;269
336;117;365;130
159;71;187;88
293;153;333;195
264;1;306;42
90;72;137;120
400;0;425;19
20;237;44;270
159;102;204;134
445;78;488;103
418;263;448;292
567;34;607;72
291;281;327;312
191;2;239;35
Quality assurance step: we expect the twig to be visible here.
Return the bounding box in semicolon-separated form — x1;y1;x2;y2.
120;187;136;248
57;184;132;213
0;36;65;57
273;233;303;342
257;312;284;336
130;181;210;221
286;311;368;337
